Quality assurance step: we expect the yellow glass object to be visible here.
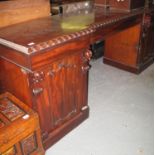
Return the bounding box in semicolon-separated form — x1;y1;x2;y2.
61;13;94;30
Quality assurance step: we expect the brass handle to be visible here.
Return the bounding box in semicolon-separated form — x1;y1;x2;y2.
33;88;43;96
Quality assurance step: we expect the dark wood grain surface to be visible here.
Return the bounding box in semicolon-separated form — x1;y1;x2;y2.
0;6;144;54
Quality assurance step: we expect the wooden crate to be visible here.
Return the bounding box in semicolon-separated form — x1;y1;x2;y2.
0;92;45;155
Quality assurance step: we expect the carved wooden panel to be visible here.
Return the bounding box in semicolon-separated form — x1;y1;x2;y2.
20;134;37;155
0;97;25;121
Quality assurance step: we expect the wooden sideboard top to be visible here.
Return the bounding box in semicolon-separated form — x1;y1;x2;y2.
0;6;144;54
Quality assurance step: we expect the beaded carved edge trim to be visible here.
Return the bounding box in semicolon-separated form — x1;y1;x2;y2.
28;28;94;53
28;11;142;54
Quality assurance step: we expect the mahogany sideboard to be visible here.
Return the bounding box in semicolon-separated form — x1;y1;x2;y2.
0;4;153;150
0;18;93;149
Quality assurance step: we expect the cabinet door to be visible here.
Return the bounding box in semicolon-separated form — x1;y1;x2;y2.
30;50;91;139
105;23;141;67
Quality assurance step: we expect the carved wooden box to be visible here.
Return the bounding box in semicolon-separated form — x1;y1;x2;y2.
0;92;45;155
109;0;145;11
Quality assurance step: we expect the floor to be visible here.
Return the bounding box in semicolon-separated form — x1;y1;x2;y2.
46;58;154;155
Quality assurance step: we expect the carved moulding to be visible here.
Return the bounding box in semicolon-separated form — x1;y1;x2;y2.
28;28;94;54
